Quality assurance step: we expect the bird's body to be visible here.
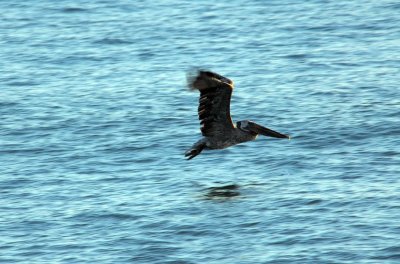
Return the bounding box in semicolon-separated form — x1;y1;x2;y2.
185;70;289;160
191;126;257;150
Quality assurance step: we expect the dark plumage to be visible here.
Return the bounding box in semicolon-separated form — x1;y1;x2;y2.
185;70;290;160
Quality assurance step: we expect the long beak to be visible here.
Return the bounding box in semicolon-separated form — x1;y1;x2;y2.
250;123;290;139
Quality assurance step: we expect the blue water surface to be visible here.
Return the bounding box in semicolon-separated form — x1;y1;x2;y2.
1;0;400;263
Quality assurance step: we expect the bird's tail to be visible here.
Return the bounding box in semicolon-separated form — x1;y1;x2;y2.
184;142;206;160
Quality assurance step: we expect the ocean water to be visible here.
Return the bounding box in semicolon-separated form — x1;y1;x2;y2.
1;0;400;263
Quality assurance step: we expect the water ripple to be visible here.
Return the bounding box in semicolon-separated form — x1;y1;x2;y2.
1;0;399;263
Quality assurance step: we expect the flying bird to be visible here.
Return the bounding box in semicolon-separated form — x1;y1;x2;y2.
185;70;290;160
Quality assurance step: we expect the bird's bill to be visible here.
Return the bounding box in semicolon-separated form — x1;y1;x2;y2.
250;123;290;139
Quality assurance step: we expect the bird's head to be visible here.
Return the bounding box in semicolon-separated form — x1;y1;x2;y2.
237;120;256;134
236;120;248;130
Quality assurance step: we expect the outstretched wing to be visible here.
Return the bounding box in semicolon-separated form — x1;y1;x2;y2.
187;70;235;137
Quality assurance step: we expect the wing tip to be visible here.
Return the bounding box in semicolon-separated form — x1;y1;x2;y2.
186;69;233;91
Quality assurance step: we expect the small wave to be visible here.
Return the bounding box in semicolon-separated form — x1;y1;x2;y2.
94;38;133;45
103;213;141;220
1;178;36;189
382;151;399;157
69;212;141;221
283;53;309;60
0;101;19;107
385;3;400;9
0;148;47;155
372;246;400;260
7;81;38;87
307;25;337;32
305;199;323;205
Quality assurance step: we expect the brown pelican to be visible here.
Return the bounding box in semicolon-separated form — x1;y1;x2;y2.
185;70;290;160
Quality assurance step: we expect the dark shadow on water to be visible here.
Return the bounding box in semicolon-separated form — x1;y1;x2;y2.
204;184;241;200
60;7;88;13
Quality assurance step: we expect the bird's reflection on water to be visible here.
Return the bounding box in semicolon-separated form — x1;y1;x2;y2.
204;184;241;200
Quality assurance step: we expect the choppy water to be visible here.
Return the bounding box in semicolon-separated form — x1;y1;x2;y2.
1;1;400;263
